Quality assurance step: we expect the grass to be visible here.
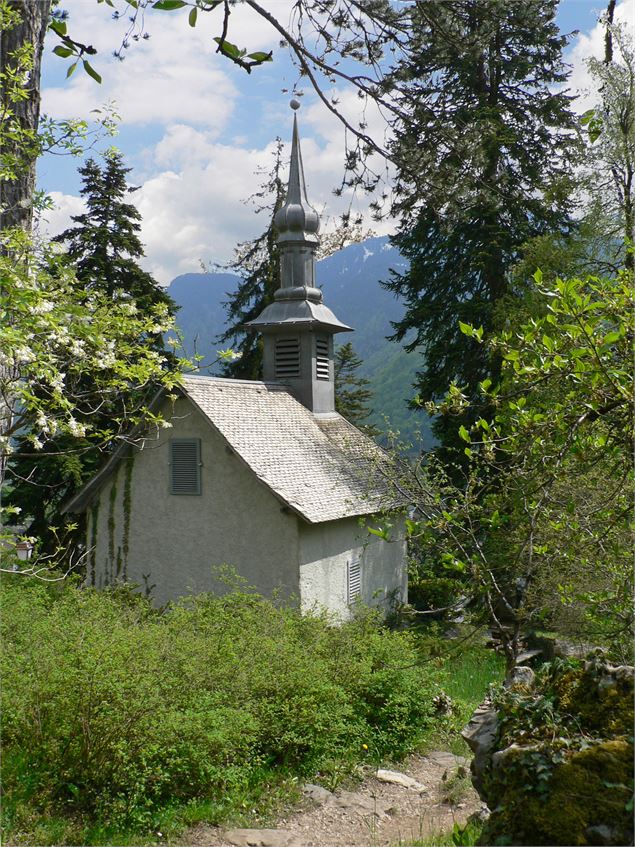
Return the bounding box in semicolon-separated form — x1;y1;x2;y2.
415;629;505;757
407;818;483;846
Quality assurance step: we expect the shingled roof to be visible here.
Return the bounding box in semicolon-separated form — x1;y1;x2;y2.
62;375;402;523
182;375;398;523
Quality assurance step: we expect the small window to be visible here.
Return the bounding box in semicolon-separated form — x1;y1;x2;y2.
347;559;362;604
316;336;330;380
275;337;300;379
169;438;201;495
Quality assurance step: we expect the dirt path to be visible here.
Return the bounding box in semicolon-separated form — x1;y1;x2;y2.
183;751;484;847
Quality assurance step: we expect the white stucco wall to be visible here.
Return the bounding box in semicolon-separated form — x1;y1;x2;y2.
298;516;407;620
86;396;300;606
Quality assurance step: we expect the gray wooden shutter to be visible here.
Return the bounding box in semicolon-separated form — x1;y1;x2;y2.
316;336;330;380
275;337;300;378
169;438;201;495
347;558;362;604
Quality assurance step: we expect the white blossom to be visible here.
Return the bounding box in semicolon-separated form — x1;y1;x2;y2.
67;418;86;437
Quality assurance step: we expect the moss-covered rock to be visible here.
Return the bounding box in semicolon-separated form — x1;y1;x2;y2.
474;657;634;846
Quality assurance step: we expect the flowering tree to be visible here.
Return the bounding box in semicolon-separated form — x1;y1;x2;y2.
0;229;183;569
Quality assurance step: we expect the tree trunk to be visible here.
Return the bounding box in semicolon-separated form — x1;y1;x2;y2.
0;0;51;232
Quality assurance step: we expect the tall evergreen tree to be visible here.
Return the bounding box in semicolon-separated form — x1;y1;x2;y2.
382;0;578;444
8;152;177;553
220;140;285;379
334;342;376;431
54;151;175;316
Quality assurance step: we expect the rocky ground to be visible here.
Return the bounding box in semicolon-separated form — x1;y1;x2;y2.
182;751;484;847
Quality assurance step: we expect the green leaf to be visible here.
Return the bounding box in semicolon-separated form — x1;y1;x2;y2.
153;0;187;8
82;60;102;84
66;61;78;79
367;526;389;540
214;37;243;59
458;321;473;337
49;19;68;37
188;6;197;26
603;330;622;344
53;45;74;58
247;51;273;62
458;425;470;442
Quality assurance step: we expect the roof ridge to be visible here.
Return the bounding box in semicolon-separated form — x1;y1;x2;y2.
182;374;287;390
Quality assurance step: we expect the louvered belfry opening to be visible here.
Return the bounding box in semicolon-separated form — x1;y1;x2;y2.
275;337;301;379
347;559;362;604
315;336;330;380
169;438;201;495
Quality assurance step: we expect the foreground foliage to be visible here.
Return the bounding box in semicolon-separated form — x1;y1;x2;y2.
1;579;449;844
405;271;633;668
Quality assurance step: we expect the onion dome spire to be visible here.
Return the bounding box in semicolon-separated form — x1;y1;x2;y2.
274;98;320;246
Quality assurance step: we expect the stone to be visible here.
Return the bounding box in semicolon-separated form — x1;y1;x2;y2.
223;829;301;847
586;824;618;845
375;769;427;792
301;783;333;804
333;790;386;815
503;665;535;689
425;750;468;769
461;699;499;802
491;743;537;771
515;649;542;665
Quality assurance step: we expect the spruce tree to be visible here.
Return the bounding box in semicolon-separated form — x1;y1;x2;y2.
383;0;578;445
8;152;177;553
220;140;285;379
54;151;175;315
334;342;376;432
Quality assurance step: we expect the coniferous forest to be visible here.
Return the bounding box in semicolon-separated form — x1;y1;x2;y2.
1;1;633;845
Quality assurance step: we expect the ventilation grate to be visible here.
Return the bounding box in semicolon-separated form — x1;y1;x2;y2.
347;559;362;604
316;336;330;380
275;337;300;379
169;439;201;495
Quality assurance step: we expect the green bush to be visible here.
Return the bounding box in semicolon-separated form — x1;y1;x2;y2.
1;579;441;841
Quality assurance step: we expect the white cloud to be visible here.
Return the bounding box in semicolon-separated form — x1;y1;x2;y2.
42;5;239;132
567;0;635;112
36;191;86;241
134;125;392;284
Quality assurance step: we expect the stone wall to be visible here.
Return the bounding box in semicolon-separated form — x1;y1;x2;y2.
463;655;634;846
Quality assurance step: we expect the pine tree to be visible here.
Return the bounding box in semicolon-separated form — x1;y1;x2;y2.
8;152;177;553
383;0;578;444
219;140;285;379
334;342;376;432
54;151;175;316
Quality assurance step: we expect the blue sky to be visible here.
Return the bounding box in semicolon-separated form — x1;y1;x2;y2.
38;0;634;283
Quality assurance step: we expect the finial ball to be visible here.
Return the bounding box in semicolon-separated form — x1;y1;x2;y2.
290;97;301;111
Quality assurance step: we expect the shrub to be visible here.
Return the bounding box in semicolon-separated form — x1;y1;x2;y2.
1;579;441;839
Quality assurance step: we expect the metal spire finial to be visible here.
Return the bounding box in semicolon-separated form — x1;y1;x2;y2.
274;100;319;240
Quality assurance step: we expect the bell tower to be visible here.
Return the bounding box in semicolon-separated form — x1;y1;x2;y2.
245;100;352;414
